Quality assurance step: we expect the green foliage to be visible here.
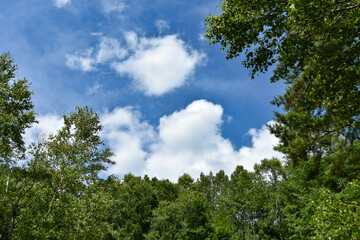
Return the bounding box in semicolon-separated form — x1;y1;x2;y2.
109;174;158;240
177;173;195;190
309;180;360;239
151;178;179;202
46;106;114;182
205;0;287;75
0;52;37;240
0;52;36;163
206;3;360;238
146;190;213;240
0;57;115;240
3;106;114;239
206;0;360;140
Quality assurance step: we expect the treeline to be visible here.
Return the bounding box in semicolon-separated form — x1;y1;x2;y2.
1;86;359;240
2;149;291;239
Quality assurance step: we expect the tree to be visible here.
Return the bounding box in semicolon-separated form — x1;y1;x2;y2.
146;190;213;240
308;180;360;239
109;174;158;240
151;178;179;203
0;52;36;240
206;0;360;140
1;106;114;239
206;3;360;237
22;106;114;239
0;52;36;163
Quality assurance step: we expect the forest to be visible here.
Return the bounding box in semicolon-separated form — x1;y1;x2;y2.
1;0;360;239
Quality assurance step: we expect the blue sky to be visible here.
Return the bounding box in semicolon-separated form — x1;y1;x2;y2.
1;0;285;181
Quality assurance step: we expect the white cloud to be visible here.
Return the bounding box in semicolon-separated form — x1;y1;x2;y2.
96;37;128;63
124;31;138;50
53;0;71;8
24;114;64;146
24;100;283;181
24;102;282;182
101;0;125;14
155;20;170;33
145;100;238;181
198;33;207;42
112;33;207;96
238;123;284;170
87;81;102;95
66;48;96;72
101;107;156;176
65;33;205;96
66;37;127;71
101;100;283;182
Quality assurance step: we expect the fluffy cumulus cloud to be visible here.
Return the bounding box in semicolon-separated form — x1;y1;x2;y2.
238;123;284;170
112;33;206;96
101;107;156;176
23;101;282;182
101;100;283;181
145;100;238;180
53;0;71;8
66;33;205;96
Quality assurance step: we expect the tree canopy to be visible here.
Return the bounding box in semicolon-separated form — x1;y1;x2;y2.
0;52;36;163
206;0;360;140
206;0;360;238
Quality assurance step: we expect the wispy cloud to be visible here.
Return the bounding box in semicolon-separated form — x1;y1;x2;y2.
66;36;127;71
96;37;128;63
53;0;71;8
66;48;96;72
124;31;138;50
198;33;207;42
112;33;207;96
87;81;103;95
101;0;125;14
155;20;170;34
